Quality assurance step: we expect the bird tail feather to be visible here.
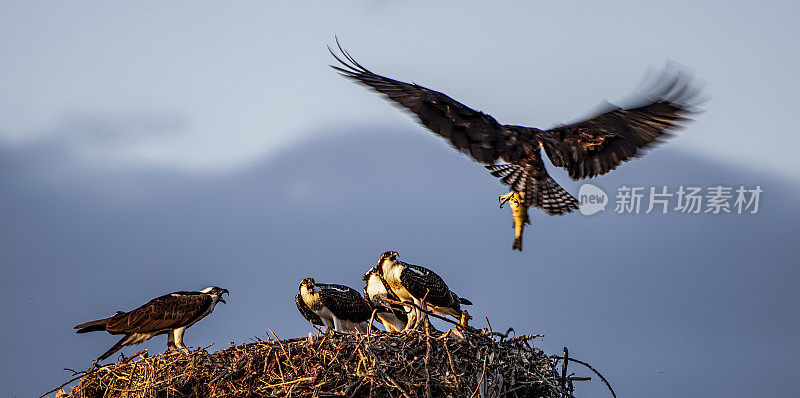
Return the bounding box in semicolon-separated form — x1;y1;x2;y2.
97;335;131;361
486;164;578;215
452;292;472;306
74;317;112;334
538;174;579;215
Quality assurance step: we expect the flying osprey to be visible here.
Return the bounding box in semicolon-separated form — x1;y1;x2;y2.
330;41;701;251
74;286;228;361
298;278;373;333
295;293;325;330
363;266;409;332
375;251;472;330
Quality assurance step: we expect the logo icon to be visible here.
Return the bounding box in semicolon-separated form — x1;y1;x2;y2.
578;184;608;215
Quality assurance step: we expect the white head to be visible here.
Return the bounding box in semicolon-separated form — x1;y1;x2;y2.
377;251;399;275
200;286;229;304
299;278;316;296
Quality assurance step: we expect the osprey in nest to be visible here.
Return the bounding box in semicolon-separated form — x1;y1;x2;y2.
330;41;702;251
298;278;373;333
74;286;228;361
375;251;472;330
363;265;409;332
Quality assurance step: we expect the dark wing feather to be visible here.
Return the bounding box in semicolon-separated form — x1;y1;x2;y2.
295;294;324;326
330;41;532;164
398;262;454;308
538;68;702;180
105;293;211;334
318;284;372;323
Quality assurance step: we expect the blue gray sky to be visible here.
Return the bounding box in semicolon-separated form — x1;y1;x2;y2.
1;1;799;397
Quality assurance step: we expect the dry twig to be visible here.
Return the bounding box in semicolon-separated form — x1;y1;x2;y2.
50;328;605;398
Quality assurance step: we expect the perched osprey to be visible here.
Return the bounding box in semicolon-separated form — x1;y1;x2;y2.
330;41;701;250
74;286;228;361
298;278;373;333
295;293;325;330
375;251;472;330
363;266;409;332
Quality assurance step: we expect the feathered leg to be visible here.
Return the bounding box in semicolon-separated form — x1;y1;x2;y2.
173;327;188;354
332;316;344;333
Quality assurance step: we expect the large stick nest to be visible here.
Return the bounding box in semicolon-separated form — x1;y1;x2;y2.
54;329;588;398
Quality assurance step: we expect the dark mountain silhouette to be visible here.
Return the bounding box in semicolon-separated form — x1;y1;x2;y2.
1;126;797;397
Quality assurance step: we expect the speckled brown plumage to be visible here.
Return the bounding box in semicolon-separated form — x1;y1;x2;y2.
331;41;702;249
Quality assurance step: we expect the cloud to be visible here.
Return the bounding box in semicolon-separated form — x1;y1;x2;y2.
16;112;188;167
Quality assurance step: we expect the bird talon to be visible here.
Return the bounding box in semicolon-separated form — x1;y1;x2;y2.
499;192;514;208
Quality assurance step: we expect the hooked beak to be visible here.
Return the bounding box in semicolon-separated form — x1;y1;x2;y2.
219;289;229;304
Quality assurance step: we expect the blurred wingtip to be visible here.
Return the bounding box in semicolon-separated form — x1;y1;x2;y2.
626;61;710;113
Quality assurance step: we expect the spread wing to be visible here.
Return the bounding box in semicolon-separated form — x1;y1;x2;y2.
106;293;211;333
319;284;372;323
330;40;532;164
538;68;702;180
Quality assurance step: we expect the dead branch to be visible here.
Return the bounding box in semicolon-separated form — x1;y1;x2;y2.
50;329;606;398
551;355;617;398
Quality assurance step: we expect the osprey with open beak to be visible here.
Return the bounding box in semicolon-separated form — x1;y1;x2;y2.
74;286;229;361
